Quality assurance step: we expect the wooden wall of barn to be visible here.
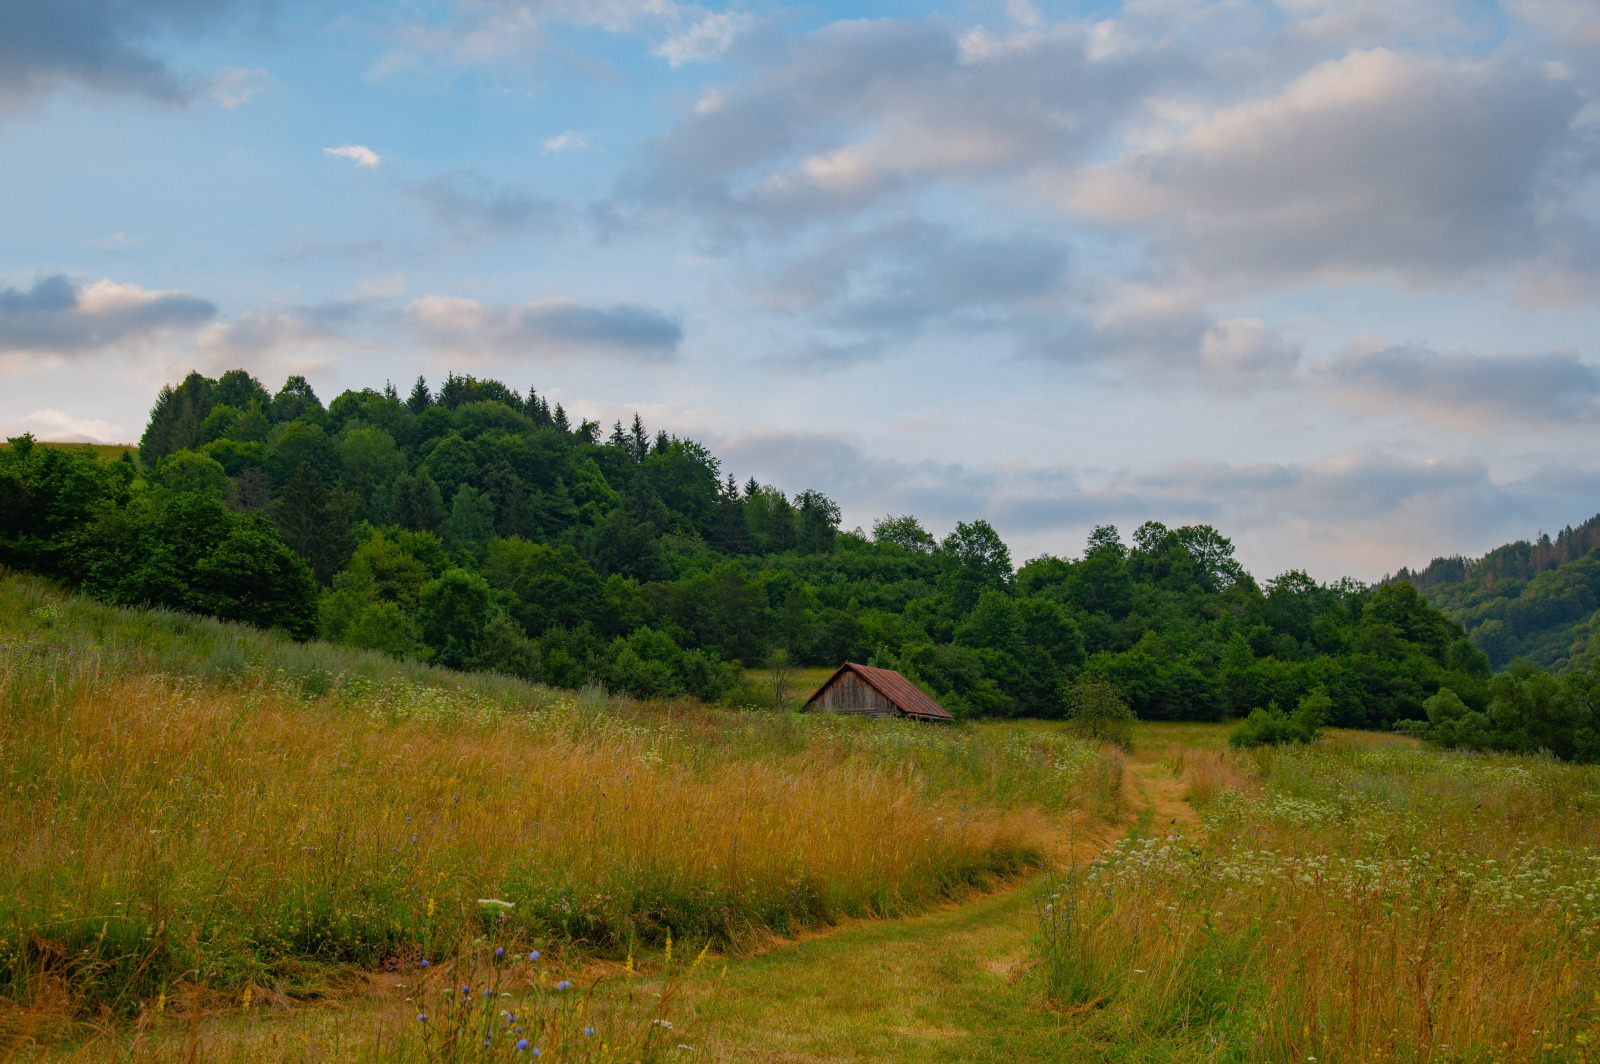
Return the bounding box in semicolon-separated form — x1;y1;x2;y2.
811;670;898;717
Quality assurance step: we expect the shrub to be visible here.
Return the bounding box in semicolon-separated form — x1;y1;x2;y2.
1229;686;1329;748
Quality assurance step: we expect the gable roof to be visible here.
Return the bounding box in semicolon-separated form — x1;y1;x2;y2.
804;662;955;721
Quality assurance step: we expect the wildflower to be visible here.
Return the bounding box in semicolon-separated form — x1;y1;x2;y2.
584;1027;595;1036
421;959;430;967
529;950;540;961
517;1040;528;1050
417;1014;427;1022
556;980;572;990
495;947;503;956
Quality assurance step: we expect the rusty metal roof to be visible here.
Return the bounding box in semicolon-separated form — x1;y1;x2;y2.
803;662;955;721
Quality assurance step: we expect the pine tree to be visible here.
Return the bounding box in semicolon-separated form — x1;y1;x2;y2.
407;376;432;415
553;404;570;433
630;414;649;463
273;462;354;584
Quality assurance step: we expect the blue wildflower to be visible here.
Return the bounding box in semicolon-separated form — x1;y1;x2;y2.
516;1040;528;1050
556;980;572;990
529;950;540;961
417;1014;427;1022
421;960;430;968
583;1027;595;1037
495;947;503;956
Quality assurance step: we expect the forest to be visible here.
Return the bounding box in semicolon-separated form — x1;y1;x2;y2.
0;368;1497;729
1389;514;1600;673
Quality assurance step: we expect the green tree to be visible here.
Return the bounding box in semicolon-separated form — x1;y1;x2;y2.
273;463;355;585
1063;678;1135;751
418;568;492;668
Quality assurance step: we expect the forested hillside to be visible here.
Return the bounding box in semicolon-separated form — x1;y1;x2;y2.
1388;515;1600;672
0;369;1493;727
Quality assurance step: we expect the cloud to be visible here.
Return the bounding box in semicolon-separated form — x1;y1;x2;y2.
407;295;683;362
1199;319;1303;381
93;232;140;252
370;0;678;78
1057;48;1587;285
1315;340;1600;422
654;11;752;66
325;145;382;168
0;0;218;109
413;172;560;238
199;301;366;360
206;67;272;109
543;131;589;154
16;408;129;444
0;275;215;357
714;425;1574;579
611;18;1184;237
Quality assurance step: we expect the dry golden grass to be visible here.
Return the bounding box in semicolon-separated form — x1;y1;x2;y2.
0;574;1120;1059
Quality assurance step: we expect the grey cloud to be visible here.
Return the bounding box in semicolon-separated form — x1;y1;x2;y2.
1062;48;1589;284
200;301;367;359
0;274;215;354
756;219;1071;370
610;18;1186;238
713;425;1567;579
1316;343;1600;422
407;295;682;363
413;171;562;240
0;0;244;108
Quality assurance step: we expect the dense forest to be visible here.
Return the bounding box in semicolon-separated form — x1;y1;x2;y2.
0;368;1497;728
1388;514;1600;673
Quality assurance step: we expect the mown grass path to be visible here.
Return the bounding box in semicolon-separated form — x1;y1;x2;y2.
689;752;1192;1062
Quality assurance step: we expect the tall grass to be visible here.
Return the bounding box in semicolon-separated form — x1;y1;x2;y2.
1035;738;1600;1061
0;573;1109;1034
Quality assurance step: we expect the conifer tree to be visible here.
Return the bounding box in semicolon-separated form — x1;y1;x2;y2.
273;462;354;584
406;376;432;415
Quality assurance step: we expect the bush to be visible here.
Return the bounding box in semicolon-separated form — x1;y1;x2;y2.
1229;686;1329;748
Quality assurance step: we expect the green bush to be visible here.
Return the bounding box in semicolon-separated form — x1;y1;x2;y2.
1229;686;1329;748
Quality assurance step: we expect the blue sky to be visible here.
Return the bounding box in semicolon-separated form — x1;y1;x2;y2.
3;0;1599;581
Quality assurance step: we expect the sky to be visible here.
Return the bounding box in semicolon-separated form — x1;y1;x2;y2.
2;0;1599;583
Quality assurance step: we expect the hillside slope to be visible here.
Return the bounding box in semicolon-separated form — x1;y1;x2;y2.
1389;515;1600;671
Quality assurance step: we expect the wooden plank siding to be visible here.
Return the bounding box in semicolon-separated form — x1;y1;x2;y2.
810;669;899;717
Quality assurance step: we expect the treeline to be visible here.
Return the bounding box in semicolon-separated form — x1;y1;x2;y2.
1387;516;1600;672
0;369;1494;728
1413;661;1600;763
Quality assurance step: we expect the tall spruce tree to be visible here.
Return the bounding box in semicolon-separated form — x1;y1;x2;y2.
407;376;432;414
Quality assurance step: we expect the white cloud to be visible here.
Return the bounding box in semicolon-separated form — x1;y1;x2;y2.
653;11;752;66
324;145;382;168
207;67;273;109
543;131;588;153
17;409;128;444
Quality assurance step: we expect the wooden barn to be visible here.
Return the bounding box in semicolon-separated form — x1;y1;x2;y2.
802;662;954;721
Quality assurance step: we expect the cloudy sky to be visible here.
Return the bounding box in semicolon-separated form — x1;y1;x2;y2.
3;0;1598;581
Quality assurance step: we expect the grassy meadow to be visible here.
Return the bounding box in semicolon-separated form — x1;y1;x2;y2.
4;570;1598;1062
1033;734;1600;1063
0;571;1117;1059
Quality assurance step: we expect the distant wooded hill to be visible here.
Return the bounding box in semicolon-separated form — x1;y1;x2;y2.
1387;515;1600;672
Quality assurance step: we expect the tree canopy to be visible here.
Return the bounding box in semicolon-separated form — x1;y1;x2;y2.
0;369;1503;734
